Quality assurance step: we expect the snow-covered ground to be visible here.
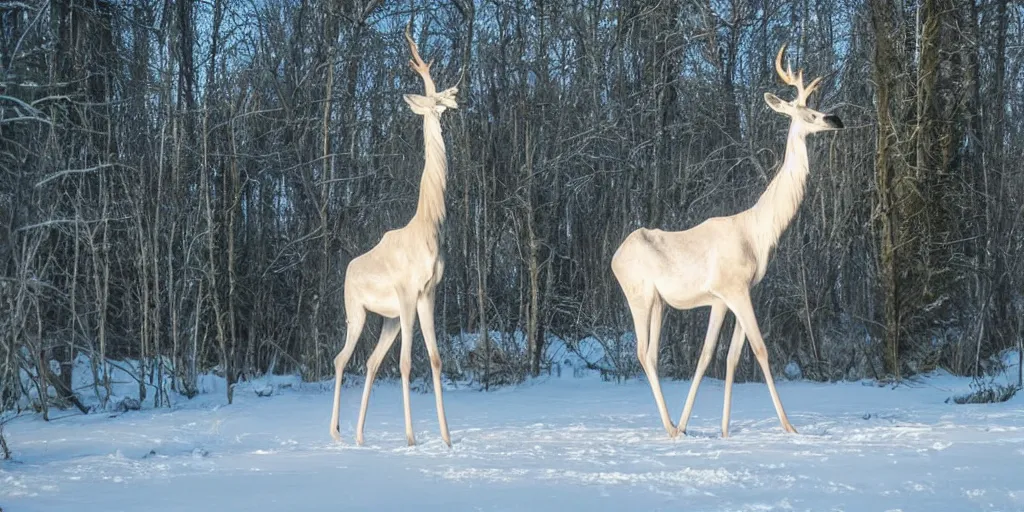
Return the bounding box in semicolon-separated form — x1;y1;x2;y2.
2;358;1022;511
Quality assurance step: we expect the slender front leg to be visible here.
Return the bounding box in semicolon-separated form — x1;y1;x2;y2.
330;307;365;441
417;293;452;447
355;317;401;446
398;306;417;446
721;321;746;438
676;302;727;435
723;290;797;434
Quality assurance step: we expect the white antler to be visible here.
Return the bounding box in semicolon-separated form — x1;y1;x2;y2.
775;44;822;106
405;20;436;97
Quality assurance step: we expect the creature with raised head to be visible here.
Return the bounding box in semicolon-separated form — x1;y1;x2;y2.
611;44;844;438
329;22;458;447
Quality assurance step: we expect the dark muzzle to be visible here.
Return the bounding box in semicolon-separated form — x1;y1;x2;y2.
823;114;844;129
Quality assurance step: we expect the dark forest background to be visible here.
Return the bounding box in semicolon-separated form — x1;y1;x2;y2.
0;0;1022;418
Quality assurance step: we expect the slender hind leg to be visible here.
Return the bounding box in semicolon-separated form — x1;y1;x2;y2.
645;297;679;437
676;302;727;435
330;306;366;441
629;294;676;437
721;321;746;437
354;317;401;446
722;289;796;435
418;292;452;446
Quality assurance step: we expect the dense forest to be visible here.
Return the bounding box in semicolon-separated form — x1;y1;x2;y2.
0;0;1021;421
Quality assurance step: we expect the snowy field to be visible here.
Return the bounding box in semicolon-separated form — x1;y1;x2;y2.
2;358;1023;512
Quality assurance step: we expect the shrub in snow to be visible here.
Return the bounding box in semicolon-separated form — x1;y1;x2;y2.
254;384;274;397
117;397;141;412
783;361;802;380
545;336;611;378
450;330;530;388
543;331;644;382
816;318;881;381
0;424;9;460
947;382;1018;405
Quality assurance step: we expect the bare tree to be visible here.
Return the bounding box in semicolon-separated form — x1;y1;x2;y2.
0;0;1021;424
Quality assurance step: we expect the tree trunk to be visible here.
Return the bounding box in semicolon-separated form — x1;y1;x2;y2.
870;0;901;379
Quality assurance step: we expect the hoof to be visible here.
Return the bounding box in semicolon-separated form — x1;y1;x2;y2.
664;424;679;439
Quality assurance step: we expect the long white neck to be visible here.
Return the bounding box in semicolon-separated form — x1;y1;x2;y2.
747;125;810;262
412;113;447;231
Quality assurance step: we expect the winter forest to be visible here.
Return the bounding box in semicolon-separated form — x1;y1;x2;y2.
1;0;1023;430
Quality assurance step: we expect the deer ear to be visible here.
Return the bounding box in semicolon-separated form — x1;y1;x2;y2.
764;92;788;113
436;87;459;109
404;94;435;115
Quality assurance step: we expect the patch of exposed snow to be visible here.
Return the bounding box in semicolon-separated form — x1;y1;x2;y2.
3;363;1024;511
